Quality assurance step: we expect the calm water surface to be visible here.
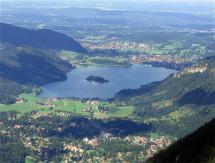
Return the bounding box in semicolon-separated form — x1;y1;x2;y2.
40;65;176;99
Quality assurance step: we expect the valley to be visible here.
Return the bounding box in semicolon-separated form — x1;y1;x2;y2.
0;1;214;162
1;55;215;162
0;92;135;119
0;110;172;163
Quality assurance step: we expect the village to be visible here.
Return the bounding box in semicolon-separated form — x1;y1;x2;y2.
9;122;172;162
128;54;188;67
59;42;189;70
7;91;135;121
82;40;149;52
0;107;173;163
61;135;172;162
0;94;173;162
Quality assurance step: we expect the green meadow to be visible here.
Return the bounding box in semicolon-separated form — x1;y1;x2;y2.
0;93;135;119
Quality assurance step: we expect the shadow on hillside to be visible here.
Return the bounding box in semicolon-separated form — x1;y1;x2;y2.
48;117;152;139
178;88;215;106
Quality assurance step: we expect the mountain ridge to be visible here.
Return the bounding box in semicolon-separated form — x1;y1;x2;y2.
0;46;74;104
147;118;215;163
114;56;215;137
0;23;87;53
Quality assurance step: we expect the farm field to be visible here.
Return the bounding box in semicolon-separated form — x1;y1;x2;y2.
60;51;129;67
0;93;135;119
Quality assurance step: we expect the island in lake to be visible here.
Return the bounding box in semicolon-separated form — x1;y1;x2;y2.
86;75;109;83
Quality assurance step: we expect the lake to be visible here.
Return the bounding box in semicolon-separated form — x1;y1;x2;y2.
40;64;176;99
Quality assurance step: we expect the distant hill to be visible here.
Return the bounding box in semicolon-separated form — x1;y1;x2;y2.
0;47;73;104
0;47;73;85
0;23;86;104
147;119;215;163
115;56;215;137
0;23;87;53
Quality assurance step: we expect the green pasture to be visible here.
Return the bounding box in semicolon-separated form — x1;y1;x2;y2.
0;93;135;119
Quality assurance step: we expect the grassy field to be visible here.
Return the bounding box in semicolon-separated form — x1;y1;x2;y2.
94;105;135;119
25;156;36;163
141;40;207;59
19;93;41;103
0;93;135;119
0;103;44;113
0;93;45;113
60;51;129;67
108;106;134;117
53;100;95;116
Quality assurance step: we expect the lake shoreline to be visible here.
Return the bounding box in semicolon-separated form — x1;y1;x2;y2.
74;62;186;71
39;64;176;100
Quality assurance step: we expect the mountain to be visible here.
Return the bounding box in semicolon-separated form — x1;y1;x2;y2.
147;118;215;163
0;47;73;104
0;47;73;85
115;56;215;137
0;23;87;53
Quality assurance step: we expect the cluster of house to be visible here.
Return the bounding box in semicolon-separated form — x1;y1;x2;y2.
15;98;25;104
129;54;187;65
146;136;172;158
40;102;56;108
97;106;110;113
21;136;50;156
62;138;99;163
82;100;111;114
124;135;171;147
100;135;172;160
83;137;98;148
39;98;58;108
83;40;148;51
82;107;93;113
82;106;110;114
4;115;172;163
64;143;84;160
125;135;148;145
32;112;51;119
86;100;99;105
15;96;58;108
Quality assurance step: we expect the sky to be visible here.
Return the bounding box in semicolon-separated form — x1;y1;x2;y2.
0;0;214;1
0;0;213;13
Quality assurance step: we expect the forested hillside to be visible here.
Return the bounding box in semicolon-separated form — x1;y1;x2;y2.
0;23;87;53
0;23;89;104
115;56;215;137
147;119;215;163
0;47;73;104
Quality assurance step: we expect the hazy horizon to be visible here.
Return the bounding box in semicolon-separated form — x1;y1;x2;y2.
0;0;214;1
1;0;213;14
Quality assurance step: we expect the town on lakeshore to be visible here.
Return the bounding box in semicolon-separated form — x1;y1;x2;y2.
0;0;214;162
